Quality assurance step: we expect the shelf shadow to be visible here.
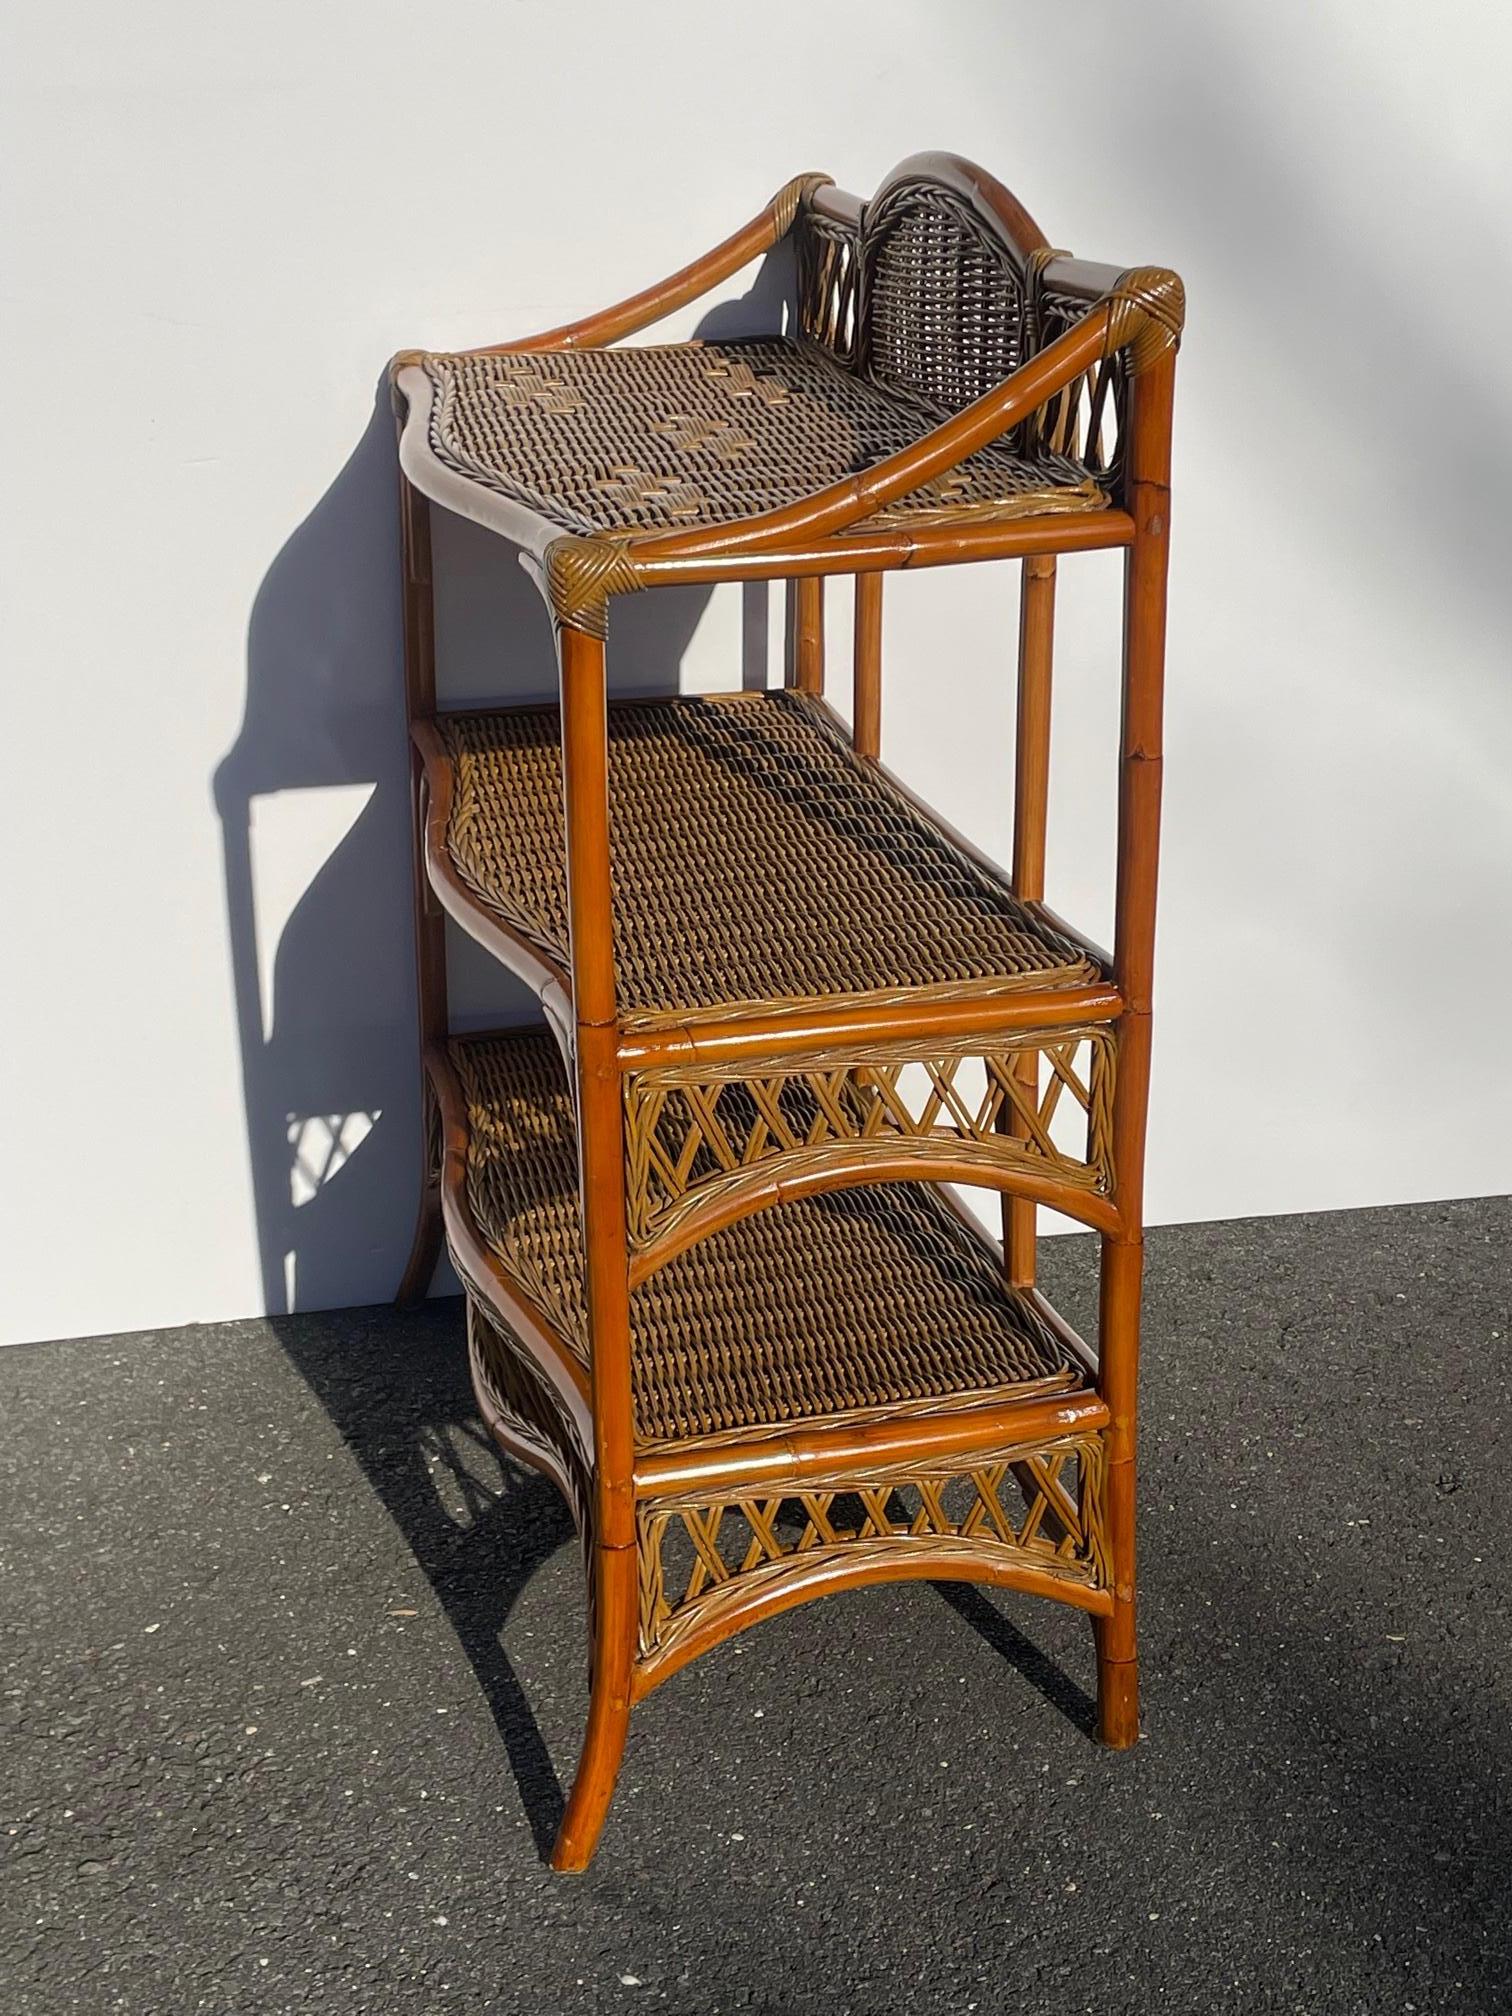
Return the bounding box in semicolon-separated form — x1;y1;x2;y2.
213;254;795;1847
269;1300;575;1858
932;1579;1098;1736
214;251;795;1322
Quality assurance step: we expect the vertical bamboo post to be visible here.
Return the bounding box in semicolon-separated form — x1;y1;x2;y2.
852;572;883;757
395;474;449;1308
553;621;636;1869
1096;345;1176;1748
1004;553;1057;1287
792;576;825;694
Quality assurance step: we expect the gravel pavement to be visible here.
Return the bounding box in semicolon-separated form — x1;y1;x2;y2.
3;1198;1508;2014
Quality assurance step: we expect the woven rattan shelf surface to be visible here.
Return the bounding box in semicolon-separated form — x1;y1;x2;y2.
438;690;1101;1024
411;338;1105;541
451;1032;1079;1447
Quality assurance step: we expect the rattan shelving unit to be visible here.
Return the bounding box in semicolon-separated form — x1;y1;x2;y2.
390;153;1183;1869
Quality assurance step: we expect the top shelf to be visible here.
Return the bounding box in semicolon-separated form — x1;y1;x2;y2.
395;335;1108;557
390;164;1181;628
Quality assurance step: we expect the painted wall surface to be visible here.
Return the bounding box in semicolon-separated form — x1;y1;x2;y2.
3;1;1510;1345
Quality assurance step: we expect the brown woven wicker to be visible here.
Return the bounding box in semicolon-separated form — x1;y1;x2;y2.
452;1032;1076;1445
416;338;1104;542
440;691;1098;1023
389;154;1183;1871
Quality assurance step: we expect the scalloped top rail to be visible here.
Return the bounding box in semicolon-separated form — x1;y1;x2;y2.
390;156;1183;636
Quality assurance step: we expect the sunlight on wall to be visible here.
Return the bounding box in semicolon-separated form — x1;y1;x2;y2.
249;784;376;1044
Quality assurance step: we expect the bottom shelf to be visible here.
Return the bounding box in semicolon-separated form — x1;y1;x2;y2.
446;1033;1089;1449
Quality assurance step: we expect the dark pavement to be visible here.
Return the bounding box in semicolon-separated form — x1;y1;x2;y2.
3;1197;1508;2015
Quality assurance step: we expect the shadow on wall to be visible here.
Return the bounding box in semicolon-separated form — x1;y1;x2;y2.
213;253;794;1318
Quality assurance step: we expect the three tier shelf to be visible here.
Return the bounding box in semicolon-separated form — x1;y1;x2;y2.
389;153;1183;1869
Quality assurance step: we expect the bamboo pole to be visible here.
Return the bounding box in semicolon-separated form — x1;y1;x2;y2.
793;577;825;694
852;572;883;756
553;621;639;1869
1095;346;1176;1748
1004;553;1057;1286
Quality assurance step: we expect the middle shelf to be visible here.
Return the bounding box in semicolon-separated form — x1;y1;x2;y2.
439;1030;1095;1452
419;689;1114;1033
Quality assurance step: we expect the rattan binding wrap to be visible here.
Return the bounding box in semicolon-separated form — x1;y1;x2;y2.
440;691;1099;1025
450;1033;1076;1447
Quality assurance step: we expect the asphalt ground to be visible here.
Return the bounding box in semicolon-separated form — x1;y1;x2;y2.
3;1196;1508;2015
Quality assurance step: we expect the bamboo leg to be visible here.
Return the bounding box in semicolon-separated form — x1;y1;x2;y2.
792;576;824;694
1094;350;1175;1746
552;621;639;1866
852;572;882;757
552;1541;636;1872
1095;1232;1142;1745
395;475;447;1308
1004;554;1056;1288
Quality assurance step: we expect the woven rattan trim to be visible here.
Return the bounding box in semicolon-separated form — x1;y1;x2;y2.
439;691;1099;1026
621;1024;1116;1252
416;337;1104;543
449;1033;1077;1447
636;1432;1109;1662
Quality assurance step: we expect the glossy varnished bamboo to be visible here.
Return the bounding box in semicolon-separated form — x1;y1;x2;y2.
1005;554;1057;1288
1095;347;1176;1748
626;1144;1122;1290
793;577;825;694
553;623;638;1870
486;184;810;356
852;572;883;758
552;1543;636;1873
631;507;1134;593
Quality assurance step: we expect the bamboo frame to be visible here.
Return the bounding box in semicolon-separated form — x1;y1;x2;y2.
1096;343;1176;1748
389;154;1182;1866
792;577;825;695
853;573;883;758
1005;553;1057;1288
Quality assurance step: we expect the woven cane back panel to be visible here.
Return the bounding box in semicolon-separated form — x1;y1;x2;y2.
449;1034;1078;1448
440;693;1100;1025
417;337;1103;540
623;1025;1115;1251
637;1432;1109;1664
859;179;1031;413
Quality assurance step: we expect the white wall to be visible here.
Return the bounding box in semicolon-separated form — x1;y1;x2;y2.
3;0;1509;1345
